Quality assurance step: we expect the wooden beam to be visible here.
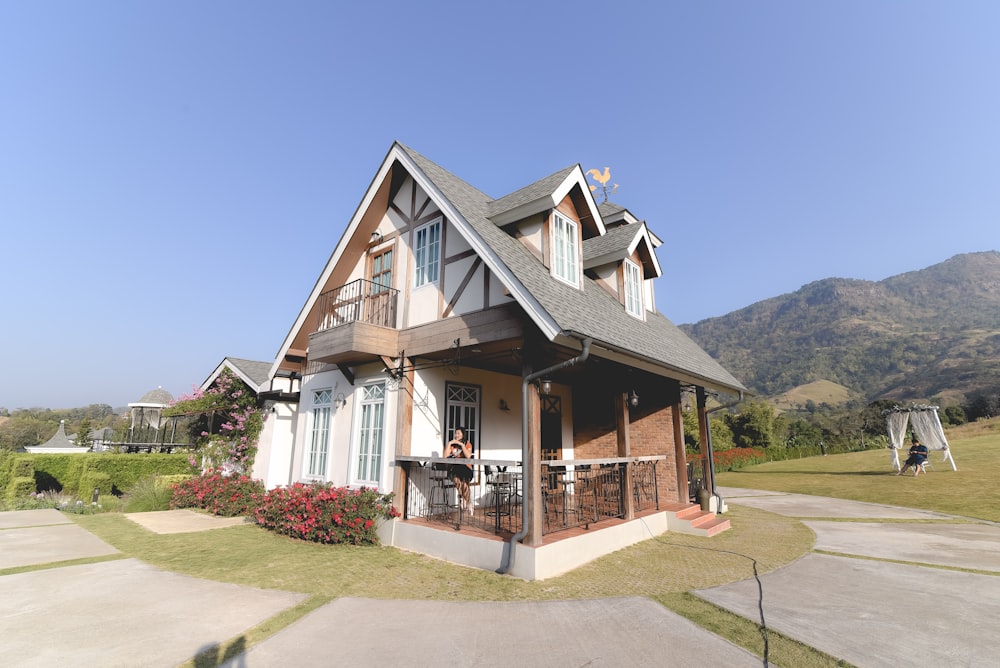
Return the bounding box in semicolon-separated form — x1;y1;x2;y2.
524;378;543;547
672;402;689;504
398;304;525;357
393;359;414;509
616;392;634;521
337;364;355;386
441;257;482;318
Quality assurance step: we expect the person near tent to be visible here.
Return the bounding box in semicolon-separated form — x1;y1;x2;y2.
897;437;929;476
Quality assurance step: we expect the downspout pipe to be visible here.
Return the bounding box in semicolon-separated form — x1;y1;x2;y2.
497;335;592;575
703;391;744;512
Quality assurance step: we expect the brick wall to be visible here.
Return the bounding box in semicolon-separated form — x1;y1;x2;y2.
572;385;681;503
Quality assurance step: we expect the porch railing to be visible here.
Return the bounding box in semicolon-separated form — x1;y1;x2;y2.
397;456;661;537
316;278;398;331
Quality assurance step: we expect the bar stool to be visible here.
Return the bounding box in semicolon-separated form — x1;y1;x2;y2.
428;467;459;525
486;470;514;531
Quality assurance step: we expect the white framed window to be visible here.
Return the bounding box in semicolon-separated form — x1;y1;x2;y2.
413;217;441;288
306;389;332;478
624;259;644;319
445;383;480;452
551;212;579;287
353;383;386;485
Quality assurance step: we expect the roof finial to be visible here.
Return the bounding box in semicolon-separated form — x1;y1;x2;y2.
586;167;619;203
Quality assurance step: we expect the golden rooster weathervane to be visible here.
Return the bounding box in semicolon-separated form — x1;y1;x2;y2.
586;167;619;203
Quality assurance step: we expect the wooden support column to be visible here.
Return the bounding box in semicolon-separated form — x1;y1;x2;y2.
696;387;714;495
524;380;544;547
672;402;689;503
616;392;634;521
392;359;414;510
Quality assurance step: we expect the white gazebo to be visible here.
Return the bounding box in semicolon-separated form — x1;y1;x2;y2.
884;404;958;471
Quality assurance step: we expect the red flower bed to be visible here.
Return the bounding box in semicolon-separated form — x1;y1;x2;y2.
687;447;766;471
170;472;264;516
253;482;399;545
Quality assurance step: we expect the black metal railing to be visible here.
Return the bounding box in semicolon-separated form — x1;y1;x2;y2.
316;279;398;331
398;456;660;537
402;460;524;534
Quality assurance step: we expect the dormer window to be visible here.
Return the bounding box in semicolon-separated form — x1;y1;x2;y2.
551;212;579;287
624;259;644;319
414;217;441;288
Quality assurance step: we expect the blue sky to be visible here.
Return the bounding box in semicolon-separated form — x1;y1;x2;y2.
2;2;997;409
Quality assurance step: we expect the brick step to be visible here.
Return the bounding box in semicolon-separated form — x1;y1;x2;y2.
696;516;731;537
664;503;731;537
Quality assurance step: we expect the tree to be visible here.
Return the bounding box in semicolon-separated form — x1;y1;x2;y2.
943;405;966;426
724;400;778;449
75;418;94;450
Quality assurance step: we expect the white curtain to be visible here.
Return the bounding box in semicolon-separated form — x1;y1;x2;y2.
908;409;949;451
886;412;909;450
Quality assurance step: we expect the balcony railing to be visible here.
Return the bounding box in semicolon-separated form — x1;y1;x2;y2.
397;456;661;537
316;279;398;331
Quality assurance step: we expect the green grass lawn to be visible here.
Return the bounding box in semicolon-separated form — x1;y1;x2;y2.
48;425;998;668
65;421;1000;668
717;428;1000;522
69;502;839;667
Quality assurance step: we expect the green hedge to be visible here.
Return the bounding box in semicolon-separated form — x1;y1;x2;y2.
13;457;35;477
79;472;113;498
0;453;196;498
6;476;36;500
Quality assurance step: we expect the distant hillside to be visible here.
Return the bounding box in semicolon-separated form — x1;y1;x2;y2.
770;380;856;411
681;251;1000;404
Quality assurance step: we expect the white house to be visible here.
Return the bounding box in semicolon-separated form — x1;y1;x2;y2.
251;142;746;579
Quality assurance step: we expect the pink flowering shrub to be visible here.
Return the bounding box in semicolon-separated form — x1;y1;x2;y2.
254;482;399;545
165;368;263;473
170;473;264;516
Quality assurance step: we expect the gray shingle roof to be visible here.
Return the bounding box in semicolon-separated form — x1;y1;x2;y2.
487;165;577;220
225;358;272;389
39;421;80;448
598;201;626;217
583;223;642;263
397;144;745;393
136;387;174;405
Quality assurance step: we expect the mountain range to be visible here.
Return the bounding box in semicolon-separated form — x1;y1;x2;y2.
679;251;1000;406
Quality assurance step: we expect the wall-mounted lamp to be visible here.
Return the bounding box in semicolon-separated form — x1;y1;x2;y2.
499;399;510;412
335;393;347;408
629;390;640;408
369;231;383;246
539;379;552;395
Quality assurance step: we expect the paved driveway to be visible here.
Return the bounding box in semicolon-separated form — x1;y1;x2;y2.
0;509;761;667
698;487;1000;668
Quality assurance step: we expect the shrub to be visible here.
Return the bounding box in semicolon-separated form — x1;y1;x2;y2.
79;472;113;499
122;475;175;513
170;472;264;516
6;476;36;500
254;483;399;546
687;447;766;472
13;457;35;477
1;453;196;496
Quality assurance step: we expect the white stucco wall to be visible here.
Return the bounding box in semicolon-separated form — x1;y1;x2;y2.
253;402;299;490
408;366;572;463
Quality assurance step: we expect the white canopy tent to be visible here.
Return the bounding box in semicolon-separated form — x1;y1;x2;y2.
884;405;957;471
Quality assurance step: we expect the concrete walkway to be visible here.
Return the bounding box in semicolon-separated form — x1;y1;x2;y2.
5;493;999;667
697;487;1000;668
0;508;760;667
0;510;306;668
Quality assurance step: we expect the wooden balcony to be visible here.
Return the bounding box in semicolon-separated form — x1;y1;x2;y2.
308;279;399;365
